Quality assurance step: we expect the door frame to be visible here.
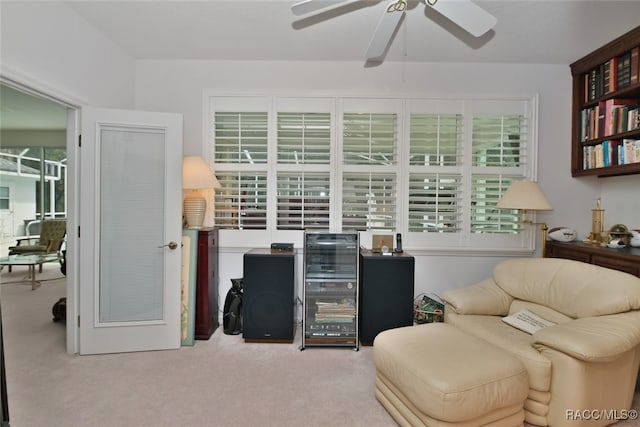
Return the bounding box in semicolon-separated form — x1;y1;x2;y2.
1;70;83;354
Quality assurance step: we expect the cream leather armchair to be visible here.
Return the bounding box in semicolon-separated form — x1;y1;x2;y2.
441;258;640;427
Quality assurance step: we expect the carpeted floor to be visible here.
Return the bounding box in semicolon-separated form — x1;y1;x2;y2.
0;263;394;427
1;263;639;427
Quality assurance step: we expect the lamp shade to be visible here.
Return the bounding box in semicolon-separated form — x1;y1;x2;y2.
182;156;221;190
496;180;553;211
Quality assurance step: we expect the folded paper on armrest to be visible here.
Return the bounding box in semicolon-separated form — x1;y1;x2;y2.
502;309;556;334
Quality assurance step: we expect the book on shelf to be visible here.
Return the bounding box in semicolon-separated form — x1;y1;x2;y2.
621;139;640;165
580;105;599;141
580;99;638;141
629;108;640;131
631;46;639;85
618;52;632;89
582;46;640;104
585;67;602;102
583;139;629;170
604;98;637;137
603;57;619;94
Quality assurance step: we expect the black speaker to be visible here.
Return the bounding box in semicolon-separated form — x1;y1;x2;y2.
359;251;414;345
242;249;295;342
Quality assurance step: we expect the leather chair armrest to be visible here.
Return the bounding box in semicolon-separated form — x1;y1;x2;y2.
532;311;640;362
441;278;513;316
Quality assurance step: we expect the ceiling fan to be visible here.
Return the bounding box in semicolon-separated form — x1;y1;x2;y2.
291;0;497;61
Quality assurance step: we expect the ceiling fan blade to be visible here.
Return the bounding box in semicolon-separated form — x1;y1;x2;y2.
428;0;497;37
291;0;354;16
365;5;406;60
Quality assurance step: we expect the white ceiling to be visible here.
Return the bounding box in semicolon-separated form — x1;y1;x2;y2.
64;0;640;64
3;0;640;132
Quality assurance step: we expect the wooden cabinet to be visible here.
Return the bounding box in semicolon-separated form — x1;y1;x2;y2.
194;228;219;340
545;240;640;278
359;250;414;346
570;25;640;177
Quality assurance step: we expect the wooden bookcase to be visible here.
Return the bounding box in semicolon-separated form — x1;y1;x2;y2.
570;25;640;177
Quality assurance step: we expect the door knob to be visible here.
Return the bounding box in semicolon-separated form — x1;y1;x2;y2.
158;241;178;250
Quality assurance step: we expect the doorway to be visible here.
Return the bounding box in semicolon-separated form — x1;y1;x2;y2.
0;79;78;354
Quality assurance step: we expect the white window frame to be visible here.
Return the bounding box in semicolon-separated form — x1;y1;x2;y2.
206;94;539;254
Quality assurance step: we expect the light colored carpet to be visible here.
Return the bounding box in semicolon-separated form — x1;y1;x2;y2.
1;264;639;427
1;264;394;427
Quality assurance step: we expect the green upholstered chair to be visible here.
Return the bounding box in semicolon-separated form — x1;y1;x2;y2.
8;219;66;272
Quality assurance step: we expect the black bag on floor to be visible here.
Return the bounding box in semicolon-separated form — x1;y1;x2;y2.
223;278;243;335
52;297;66;322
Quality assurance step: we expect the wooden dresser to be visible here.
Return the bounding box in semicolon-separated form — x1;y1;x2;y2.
545;240;640;278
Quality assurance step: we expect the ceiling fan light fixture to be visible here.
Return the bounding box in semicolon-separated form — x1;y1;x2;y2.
387;0;407;13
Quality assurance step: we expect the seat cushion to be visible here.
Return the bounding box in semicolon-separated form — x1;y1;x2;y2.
373;323;528;423
445;312;552;393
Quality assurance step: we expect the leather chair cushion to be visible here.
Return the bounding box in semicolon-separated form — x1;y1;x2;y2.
493;258;640;318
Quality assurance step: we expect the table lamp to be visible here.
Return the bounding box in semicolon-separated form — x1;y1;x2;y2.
183;156;221;229
496;180;553;255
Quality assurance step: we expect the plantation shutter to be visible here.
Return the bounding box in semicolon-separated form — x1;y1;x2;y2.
342;173;397;231
213;172;267;229
343;113;397;165
276;173;330;230
469;101;528;235
472;115;526;167
408;174;462;232
277;112;331;164
408;110;464;233
409;113;463;166
209;95;537;251
471;175;523;234
214;112;268;164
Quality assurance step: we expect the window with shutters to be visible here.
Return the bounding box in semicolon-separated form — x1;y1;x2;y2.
208;95;537;252
408;174;462;232
214;171;267;230
471;112;528;235
408;110;463;233
277;172;330;230
277;112;330;164
343;113;397;165
275;110;332;230
341;106;398;231
214;112;268;164
409;113;462;167
342;172;397;231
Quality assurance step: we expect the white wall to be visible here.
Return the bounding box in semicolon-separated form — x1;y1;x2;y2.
0;1;135;108
135;59;614;305
600;176;640;232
